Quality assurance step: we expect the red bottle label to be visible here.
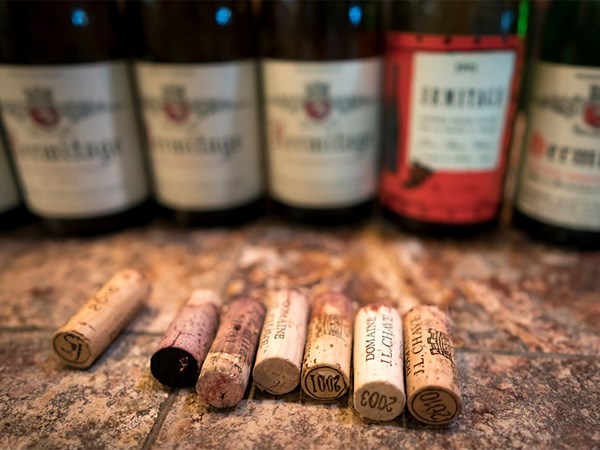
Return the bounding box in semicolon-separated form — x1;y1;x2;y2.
380;33;523;224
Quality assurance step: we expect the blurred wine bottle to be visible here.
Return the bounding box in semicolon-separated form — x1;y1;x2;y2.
513;0;600;249
130;0;264;226
381;0;527;236
0;0;150;235
261;0;382;225
0;126;26;230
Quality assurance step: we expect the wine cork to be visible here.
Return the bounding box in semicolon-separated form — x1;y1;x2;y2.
253;289;309;395
301;291;353;401
52;268;151;369
196;297;265;408
150;289;220;388
353;304;405;421
404;305;462;425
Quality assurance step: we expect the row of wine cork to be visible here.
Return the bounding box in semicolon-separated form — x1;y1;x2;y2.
51;270;462;424
353;304;462;423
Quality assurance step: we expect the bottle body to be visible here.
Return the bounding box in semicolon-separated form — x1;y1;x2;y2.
131;0;264;226
261;0;382;225
0;1;150;235
381;0;526;236
513;0;600;249
0;135;27;229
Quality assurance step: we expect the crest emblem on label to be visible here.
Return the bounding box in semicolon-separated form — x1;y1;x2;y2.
584;85;600;129
304;82;331;121
25;87;60;129
162;85;190;124
529;130;546;157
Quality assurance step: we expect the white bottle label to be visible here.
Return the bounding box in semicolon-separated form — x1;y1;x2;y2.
264;58;381;207
136;60;263;210
516;62;600;231
409;51;516;171
0;62;148;218
0;145;19;213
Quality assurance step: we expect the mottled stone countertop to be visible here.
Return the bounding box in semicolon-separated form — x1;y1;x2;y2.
0;218;598;449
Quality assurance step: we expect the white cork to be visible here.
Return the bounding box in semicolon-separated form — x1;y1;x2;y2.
353;304;405;421
301;291;353;401
52;268;151;369
253;289;309;395
404;305;462;425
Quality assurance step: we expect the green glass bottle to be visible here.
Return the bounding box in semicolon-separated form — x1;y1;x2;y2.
0;131;27;230
0;0;150;235
513;0;600;249
130;0;265;226
261;0;382;225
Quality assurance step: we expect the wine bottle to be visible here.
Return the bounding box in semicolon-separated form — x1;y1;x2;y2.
381;0;527;236
0;131;26;229
130;0;264;226
0;0;150;235
261;0;382;225
513;0;600;249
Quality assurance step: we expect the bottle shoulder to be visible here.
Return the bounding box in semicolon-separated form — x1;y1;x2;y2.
260;1;382;60
0;1;126;64
539;0;600;67
129;0;257;63
387;0;524;36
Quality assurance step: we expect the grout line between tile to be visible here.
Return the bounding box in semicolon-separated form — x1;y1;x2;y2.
0;325;165;336
141;390;179;450
0;325;55;333
0;225;253;341
0;328;597;361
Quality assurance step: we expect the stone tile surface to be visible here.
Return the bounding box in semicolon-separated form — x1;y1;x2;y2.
374;222;600;355
0;222;246;333
0;220;599;449
0;330;167;449
224;222;357;301
153;352;600;449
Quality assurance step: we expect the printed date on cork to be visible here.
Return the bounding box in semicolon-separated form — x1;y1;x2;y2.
304;367;348;400
410;389;460;423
